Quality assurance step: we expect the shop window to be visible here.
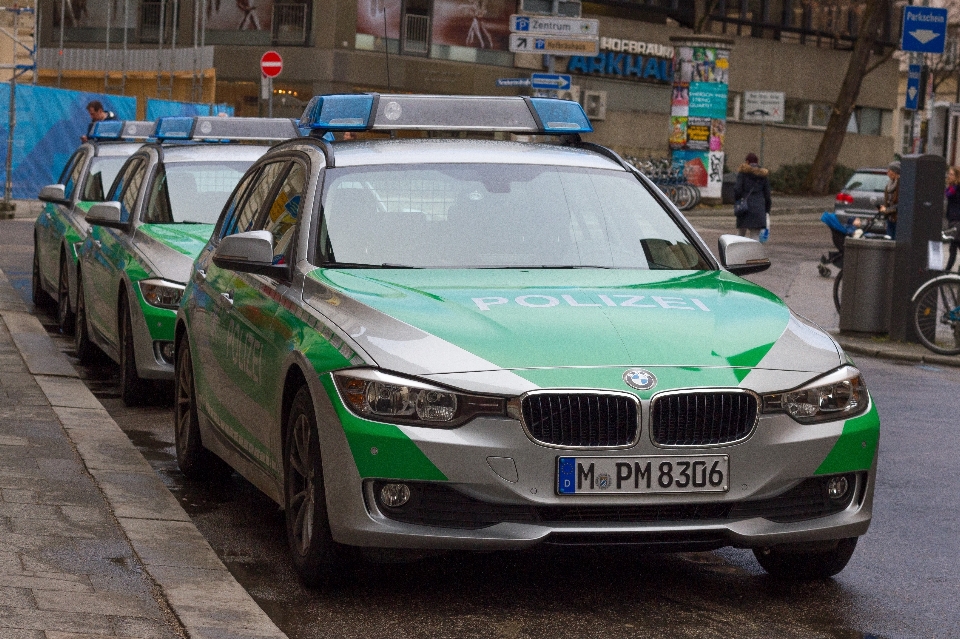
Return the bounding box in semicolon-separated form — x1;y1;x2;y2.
811;103;832;128
139;0;180;44
272;1;310;46
783;98;808;127
402;0;432;56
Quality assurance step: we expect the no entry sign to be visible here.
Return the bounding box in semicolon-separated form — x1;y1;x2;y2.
260;51;283;78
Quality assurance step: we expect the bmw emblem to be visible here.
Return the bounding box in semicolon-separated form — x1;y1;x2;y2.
623;368;657;391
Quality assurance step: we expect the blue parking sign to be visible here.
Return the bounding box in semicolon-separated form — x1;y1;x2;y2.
905;64;922;111
901;6;947;54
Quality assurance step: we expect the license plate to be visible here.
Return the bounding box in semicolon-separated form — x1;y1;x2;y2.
557;455;729;495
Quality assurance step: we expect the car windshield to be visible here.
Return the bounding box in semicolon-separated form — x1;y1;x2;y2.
144;161;251;224
80;156;127;202
318;164;710;270
844;172;888;193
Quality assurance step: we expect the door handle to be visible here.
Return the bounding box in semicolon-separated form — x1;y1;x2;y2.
221;292;234;306
93;240;102;249
196;268;207;280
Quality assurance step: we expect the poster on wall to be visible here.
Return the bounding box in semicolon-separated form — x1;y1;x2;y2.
53;0;140;28
53;0;275;31
670;44;729;199
205;0;274;32
356;0;511;50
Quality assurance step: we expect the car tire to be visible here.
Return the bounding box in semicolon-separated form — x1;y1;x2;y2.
174;338;227;480
753;537;858;581
56;254;76;335
120;297;149;406
74;274;100;364
284;386;342;587
833;270;843;315
32;242;53;309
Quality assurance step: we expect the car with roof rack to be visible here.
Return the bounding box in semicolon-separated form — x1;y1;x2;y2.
173;94;880;585
33;120;155;334
74;116;299;405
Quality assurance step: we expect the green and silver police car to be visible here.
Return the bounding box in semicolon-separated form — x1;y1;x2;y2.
174;94;879;585
75;116;299;405
34;120;154;333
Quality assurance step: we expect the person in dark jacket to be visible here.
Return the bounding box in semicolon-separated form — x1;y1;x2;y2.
879;161;899;239
80;100;118;142
733;152;771;240
945;166;960;271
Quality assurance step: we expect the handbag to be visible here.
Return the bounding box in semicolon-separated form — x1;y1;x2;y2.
734;185;755;216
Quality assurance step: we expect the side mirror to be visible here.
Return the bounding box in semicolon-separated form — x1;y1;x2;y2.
38;184;67;203
718;234;771;275
85;202;128;230
213;230;288;279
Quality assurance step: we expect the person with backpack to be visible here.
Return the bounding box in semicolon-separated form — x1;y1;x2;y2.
733;152;771;240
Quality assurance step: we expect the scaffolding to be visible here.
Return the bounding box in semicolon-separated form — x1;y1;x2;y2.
2;2;38;208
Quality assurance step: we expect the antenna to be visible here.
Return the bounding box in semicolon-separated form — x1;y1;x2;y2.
382;2;391;89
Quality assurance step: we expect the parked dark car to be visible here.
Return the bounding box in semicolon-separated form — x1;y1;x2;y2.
833;168;888;232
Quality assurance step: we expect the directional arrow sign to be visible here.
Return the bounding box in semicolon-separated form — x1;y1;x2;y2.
531;73;572;90
905;64;922;110
901;6;947;54
510;14;599;37
496;78;532;87
509;33;599;56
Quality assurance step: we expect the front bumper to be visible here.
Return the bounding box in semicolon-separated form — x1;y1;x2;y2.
314;380;878;551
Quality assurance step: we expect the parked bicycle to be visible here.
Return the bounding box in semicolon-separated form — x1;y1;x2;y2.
625;156;702;211
912;271;960;355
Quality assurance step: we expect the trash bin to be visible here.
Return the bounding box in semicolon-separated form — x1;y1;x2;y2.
839;237;896;333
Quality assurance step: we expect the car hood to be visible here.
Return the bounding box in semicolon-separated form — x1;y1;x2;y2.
305;269;841;383
136;224;215;284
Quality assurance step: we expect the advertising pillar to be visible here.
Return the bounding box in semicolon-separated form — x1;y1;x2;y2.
669;36;733;200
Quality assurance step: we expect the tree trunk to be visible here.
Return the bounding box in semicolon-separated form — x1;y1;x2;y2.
804;0;890;195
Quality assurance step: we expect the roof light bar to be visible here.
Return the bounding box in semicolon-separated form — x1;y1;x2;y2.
89;120;156;141
153;116;300;141
298;93;593;135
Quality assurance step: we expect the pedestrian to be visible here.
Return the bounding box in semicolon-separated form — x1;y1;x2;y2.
945;166;960;271
879;161;899;239
733;152;771;240
80;100;118;142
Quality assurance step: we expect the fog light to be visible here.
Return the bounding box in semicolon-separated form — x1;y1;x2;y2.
379;483;411;508
154;341;175;364
826;476;849;500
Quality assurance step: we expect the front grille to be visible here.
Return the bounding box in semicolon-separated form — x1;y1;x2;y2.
650;391;758;446
520;393;639;447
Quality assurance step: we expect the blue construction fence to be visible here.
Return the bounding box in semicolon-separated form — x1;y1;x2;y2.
0;84;235;200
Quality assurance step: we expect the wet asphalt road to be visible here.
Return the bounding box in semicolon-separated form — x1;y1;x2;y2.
4;212;960;639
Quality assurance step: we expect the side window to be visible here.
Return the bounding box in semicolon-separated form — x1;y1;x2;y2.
222;161;288;238
217;168;259;239
61;152;86;200
118;160;146;224
143;165;172;224
259;163;306;264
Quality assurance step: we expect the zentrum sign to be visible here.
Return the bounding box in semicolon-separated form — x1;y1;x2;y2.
567;36;674;84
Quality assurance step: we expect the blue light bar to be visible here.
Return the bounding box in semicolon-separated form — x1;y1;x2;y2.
529;98;593;134
298;93;593;135
89;120;157;141
298;94;374;131
89;120;124;139
155;116;195;140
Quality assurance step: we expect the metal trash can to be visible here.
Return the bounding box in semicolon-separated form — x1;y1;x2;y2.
839;237;896;333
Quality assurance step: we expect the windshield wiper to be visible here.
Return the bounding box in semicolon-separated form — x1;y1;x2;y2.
320;262;420;269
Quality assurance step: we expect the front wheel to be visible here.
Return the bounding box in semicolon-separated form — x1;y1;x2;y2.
285;386;342;586
56;255;76;335
120;298;149;406
74;275;100;364
754;537;858;581
833;269;843;315
913;277;960;355
32;242;53;309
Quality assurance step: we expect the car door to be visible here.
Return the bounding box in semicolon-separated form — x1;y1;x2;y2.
38;149;87;289
85;156;148;351
193;159;290;468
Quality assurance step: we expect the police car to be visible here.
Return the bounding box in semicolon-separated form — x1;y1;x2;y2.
34;120;154;333
75;116;298;405
174;94;879;584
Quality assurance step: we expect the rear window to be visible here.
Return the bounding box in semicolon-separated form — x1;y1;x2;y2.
843;172;887;193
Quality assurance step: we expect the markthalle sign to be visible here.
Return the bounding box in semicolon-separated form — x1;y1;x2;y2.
567;37;674;84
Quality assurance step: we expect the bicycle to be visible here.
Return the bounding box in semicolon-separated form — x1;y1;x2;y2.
912;271;960;355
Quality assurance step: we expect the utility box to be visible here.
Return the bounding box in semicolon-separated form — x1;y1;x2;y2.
840;238;896;333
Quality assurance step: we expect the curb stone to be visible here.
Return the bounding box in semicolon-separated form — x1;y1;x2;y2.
831;332;960;369
0;268;289;639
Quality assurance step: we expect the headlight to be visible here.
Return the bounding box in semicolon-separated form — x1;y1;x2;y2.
762;366;868;424
138;279;185;309
333;369;505;427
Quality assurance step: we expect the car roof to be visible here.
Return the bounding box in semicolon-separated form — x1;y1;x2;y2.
329;138;627;170
151;143;273;163
851;168;887;174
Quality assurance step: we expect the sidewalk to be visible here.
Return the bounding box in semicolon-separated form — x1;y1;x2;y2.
687;194;835;218
0;200;44;221
0;269;287;639
831;330;960;369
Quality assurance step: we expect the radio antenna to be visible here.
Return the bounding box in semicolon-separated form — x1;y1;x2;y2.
382;3;392;89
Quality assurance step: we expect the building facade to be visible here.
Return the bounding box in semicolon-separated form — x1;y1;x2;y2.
34;0;899;171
